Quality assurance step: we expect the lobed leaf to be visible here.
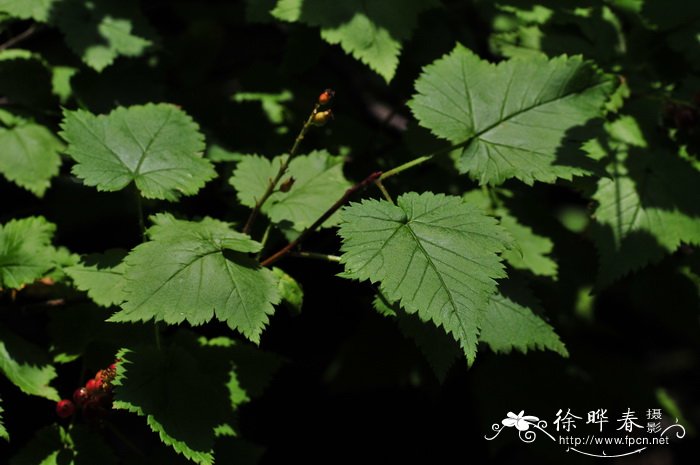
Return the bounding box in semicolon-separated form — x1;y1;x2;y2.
109;214;280;343
272;0;438;82
230;151;350;230
409;44;615;185
113;346;229;465
339;192;511;363
0;122;63;197
0;216;60;289
60;104;214;200
0;328;59;401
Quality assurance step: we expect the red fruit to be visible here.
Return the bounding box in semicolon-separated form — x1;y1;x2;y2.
85;378;100;394
108;363;117;371
73;387;89;406
94;369;105;384
318;89;335;105
56;399;75;418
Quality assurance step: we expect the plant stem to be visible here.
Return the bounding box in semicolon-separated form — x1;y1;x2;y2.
256;222;272;260
0;24;38;51
133;186;146;241
374;179;394;204
289;251;342;262
243;103;321;234
260;171;382;267
379;139;470;181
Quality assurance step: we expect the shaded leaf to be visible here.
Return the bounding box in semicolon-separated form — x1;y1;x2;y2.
53;0;155;71
0;121;63;197
589;116;700;286
479;281;568;356
64;249;127;307
272;0;438;82
0;0;55;22
230;151;350;230
0;217;60;289
113;345;229;465
0;328;59;401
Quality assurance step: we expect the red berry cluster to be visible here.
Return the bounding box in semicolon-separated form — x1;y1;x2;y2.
55;361;118;421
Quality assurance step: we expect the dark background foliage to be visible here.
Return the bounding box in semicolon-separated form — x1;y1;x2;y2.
1;0;698;463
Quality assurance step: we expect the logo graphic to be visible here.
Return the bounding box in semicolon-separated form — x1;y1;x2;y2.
485;409;686;458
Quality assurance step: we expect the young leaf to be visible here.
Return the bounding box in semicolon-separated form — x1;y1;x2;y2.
64;249;127;307
339;192;511;363
409;44;615;185
109;214;280;343
0;0;56;21
0;216;59;289
589;116;700;286
271;0;438;82
0;328;59;401
113;346;230;465
60;104;214;200
0;122;63;197
479;283;568;357
53;0;155;71
230;151;351;230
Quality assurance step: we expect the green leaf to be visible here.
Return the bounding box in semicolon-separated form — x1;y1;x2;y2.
463;189;557;277
339;192;511;363
0;121;63;197
271;0;438;82
229;154;281;209
53;0;155;71
0;0;55;21
0;396;8;441
230;151;351;230
479;281;568;356
60;104;215;200
109;214;280;343
113;345;230;465
409;44;615;185
499;212;557;277
64;249;127;307
272;267;303;313
589;116;700;286
0;217;60;289
0;328;59;401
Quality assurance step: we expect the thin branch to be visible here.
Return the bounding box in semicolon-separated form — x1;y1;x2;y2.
379;139;471;181
243;103;321;234
260;171;382;267
374;179;394;204
0;24;39;51
289;251;342;263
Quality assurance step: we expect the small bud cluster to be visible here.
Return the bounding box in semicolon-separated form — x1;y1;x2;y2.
313;89;335;126
55;361;118;421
